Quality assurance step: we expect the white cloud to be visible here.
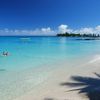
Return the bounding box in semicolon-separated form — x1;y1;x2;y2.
0;27;55;36
41;27;51;33
95;25;100;31
73;25;100;34
0;24;100;36
58;24;68;33
58;24;72;33
95;25;100;34
77;28;94;34
41;27;55;35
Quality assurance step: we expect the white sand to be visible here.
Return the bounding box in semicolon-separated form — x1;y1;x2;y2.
14;56;100;100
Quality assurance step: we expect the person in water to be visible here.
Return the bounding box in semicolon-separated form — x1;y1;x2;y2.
2;52;9;56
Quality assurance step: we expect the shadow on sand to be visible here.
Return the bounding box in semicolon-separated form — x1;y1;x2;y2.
44;98;54;100
60;72;100;100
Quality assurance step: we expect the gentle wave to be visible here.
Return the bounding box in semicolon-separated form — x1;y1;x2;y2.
88;55;100;63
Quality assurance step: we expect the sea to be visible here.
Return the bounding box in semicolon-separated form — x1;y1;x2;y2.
0;36;100;100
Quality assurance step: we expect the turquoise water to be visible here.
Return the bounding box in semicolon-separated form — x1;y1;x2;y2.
0;36;100;100
0;36;100;71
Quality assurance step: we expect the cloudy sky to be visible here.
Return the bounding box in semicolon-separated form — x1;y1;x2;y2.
0;0;100;36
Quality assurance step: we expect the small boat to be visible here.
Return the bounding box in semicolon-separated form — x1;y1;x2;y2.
20;37;30;40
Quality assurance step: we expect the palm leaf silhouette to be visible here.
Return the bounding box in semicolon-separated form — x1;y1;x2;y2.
61;73;100;100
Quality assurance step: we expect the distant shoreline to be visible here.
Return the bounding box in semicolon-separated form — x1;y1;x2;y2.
57;32;100;37
0;35;100;41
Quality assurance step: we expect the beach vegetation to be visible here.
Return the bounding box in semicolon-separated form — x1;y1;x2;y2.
57;32;100;37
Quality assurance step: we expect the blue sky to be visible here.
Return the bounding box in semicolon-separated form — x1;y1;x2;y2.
0;0;100;35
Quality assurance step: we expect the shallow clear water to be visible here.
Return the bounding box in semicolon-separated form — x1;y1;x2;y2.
0;36;100;70
0;36;100;100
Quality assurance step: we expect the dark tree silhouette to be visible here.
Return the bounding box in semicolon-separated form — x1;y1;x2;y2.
60;73;100;100
57;32;100;38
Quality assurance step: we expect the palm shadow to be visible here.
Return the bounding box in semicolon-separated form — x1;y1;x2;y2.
60;72;100;100
44;98;54;100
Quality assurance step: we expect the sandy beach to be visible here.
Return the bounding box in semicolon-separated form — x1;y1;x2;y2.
13;55;100;100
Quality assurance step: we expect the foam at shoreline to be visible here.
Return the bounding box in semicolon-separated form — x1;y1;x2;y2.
88;55;100;64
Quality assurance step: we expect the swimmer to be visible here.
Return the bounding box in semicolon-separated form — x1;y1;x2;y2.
2;51;9;56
